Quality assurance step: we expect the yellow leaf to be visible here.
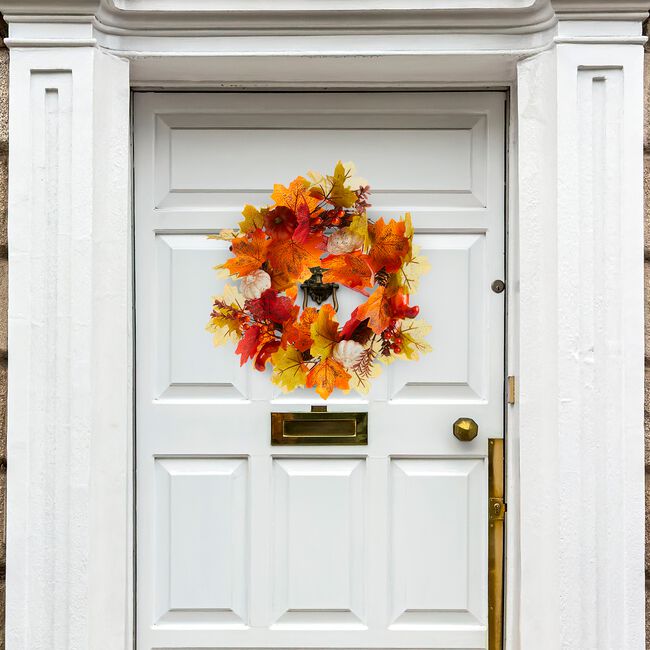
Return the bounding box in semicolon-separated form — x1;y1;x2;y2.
208;229;238;241
396;247;431;295
206;322;238;347
404;212;414;240
222;283;245;308
238;204;265;233
206;283;246;346
327;161;358;208
310;304;340;360
349;212;372;253
398;318;432;361
271;346;309;392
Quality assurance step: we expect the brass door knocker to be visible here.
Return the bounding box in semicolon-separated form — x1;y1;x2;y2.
300;266;339;311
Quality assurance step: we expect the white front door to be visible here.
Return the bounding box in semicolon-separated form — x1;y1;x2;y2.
135;91;505;649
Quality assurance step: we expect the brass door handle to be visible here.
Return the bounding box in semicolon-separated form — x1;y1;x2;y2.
453;417;478;441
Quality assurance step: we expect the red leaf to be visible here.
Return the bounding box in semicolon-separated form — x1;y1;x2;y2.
293;202;312;244
235;325;261;365
247;288;294;324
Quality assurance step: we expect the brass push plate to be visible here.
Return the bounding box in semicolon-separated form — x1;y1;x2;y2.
271;412;368;446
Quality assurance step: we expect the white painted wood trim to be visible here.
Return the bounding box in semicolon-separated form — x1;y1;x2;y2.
0;1;646;649
5;46;132;648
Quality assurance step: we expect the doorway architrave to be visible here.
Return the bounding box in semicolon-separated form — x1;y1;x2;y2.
1;2;646;648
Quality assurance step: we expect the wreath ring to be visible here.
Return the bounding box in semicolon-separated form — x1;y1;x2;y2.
207;161;432;399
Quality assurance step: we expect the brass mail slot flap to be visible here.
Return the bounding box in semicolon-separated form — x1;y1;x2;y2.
271;412;368;446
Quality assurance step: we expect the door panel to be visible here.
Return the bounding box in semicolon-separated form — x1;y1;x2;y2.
135;92;505;649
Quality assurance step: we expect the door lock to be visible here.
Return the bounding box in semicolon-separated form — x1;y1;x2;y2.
453;417;479;441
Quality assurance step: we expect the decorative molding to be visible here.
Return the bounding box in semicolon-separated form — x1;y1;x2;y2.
513;38;645;650
6;46;132;649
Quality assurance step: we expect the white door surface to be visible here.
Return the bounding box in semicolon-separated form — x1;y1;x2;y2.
135;92;505;649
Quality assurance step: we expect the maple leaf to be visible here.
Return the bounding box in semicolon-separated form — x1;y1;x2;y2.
271;176;321;214
310;304;340;359
327;161;359;208
221;229;270;278
396;248;431;295
271;346;309;392
367;218;411;273
268;235;323;282
247;288;294;324
206;322;239;347
268;268;294;293
349;213;372;253
235;324;261;365
352;286;392;335
321;252;373;291
404;211;414;239
292;202;312;244
285;284;299;302
284;307;318;352
398;318;432;361
306;357;351;399
238;204;265;233
208;229;238;241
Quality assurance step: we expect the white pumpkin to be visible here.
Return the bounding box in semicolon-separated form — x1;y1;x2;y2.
240;269;271;300
326;227;363;255
332;340;365;369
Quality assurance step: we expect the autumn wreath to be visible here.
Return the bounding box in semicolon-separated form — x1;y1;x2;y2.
207;162;431;399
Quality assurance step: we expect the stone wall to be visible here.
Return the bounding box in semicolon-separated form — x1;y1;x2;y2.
0;17;7;650
0;17;644;650
644;19;650;650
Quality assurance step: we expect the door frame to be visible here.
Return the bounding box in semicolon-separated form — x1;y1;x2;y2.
2;3;646;649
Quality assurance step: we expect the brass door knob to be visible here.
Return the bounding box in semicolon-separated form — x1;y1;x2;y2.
453;417;478;441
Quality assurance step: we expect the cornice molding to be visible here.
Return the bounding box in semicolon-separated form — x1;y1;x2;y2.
0;0;560;35
0;0;100;14
0;0;647;45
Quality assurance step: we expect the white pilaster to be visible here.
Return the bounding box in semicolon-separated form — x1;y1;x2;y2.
5;22;132;650
514;14;646;650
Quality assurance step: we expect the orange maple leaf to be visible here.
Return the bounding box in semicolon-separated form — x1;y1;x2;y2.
352;285;392;334
221;229;270;278
271;176;322;214
306;357;351;399
310;304;340;359
322;252;373;291
367;218;411;273
284;307;318;352
268;235;323;282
